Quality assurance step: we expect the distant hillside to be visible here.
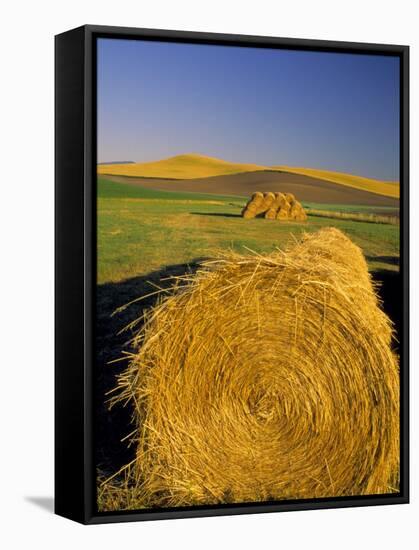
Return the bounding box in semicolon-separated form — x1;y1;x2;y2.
273;166;399;199
98;153;264;179
97;153;399;199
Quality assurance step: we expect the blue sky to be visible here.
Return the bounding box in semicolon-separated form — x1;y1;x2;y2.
97;38;400;181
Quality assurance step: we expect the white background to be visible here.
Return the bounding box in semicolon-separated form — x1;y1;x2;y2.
1;0;417;548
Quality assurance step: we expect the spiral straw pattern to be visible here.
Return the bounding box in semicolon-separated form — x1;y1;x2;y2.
104;228;399;510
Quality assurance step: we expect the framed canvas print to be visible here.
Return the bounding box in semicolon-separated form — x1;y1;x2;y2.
55;25;409;524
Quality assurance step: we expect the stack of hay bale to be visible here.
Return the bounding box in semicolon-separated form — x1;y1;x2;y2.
242;192;307;221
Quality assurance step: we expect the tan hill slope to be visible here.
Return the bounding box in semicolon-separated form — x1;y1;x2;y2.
98;153;265;180
273;165;399;199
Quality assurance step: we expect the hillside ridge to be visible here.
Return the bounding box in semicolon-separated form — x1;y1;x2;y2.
97;153;399;198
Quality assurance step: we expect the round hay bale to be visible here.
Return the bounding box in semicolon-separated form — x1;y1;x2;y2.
253;192;275;217
111;228;399;509
241;192;264;217
250;192;264;210
242;208;256;219
251;191;264;203
289;200;307;221
276;194;292;219
243;192;276;218
264;209;277;219
280;194;291;209
242;201;260;218
265;193;284;219
285;192;295;203
261;192;275;211
276;208;289;219
273;192;285;206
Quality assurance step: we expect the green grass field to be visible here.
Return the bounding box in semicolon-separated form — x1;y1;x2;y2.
95;175;401;492
97;178;399;284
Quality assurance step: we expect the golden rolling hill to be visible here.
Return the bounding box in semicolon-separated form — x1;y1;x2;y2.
98;153;399;199
273;166;399;199
98;153;264;180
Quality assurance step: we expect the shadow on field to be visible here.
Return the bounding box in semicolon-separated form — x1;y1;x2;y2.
372;268;401;348
191;212;242;218
96;260;203;476
95;262;401;478
366;255;399;267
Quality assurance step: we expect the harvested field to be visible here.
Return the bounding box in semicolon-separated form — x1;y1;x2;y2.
104;171;399;207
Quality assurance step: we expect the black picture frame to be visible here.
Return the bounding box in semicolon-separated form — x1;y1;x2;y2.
55;24;409;525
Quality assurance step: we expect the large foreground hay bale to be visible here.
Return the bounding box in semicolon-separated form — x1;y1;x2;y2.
108;228;399;510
